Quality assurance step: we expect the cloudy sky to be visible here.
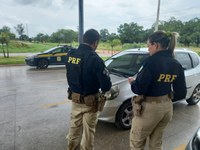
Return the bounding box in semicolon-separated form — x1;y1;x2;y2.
1;0;200;37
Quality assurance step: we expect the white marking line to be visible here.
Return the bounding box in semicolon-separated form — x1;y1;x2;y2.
174;144;186;150
42;99;71;108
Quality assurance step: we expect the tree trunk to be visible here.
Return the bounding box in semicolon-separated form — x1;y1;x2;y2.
6;44;9;58
2;45;6;58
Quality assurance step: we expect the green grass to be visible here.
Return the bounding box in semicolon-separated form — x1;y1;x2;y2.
0;56;109;65
4;41;115;53
0;41;199;66
190;47;200;55
6;41;59;53
0;56;26;65
2;40;200;54
101;56;109;60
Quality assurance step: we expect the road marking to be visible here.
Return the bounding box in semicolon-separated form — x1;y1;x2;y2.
174;144;186;150
33;79;66;84
42;99;71;108
0;79;66;90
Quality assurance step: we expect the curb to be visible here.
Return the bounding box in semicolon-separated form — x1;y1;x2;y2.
0;64;26;67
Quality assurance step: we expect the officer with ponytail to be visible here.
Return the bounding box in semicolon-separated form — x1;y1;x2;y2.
129;31;187;150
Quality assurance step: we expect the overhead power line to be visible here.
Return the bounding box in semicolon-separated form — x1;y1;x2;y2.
131;5;200;21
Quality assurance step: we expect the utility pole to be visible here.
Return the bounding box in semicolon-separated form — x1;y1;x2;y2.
26;24;29;38
78;0;84;44
155;0;160;31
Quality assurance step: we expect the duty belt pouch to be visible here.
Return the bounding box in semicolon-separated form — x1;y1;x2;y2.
84;95;97;106
131;95;144;117
67;88;72;100
72;93;81;103
97;94;106;112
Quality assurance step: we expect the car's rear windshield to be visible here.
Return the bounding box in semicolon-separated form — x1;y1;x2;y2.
105;53;149;76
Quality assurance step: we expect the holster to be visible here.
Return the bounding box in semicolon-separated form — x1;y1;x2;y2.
97;93;106;112
168;92;174;100
131;95;145;117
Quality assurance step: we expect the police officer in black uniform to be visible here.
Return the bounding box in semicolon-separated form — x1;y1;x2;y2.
129;31;187;150
65;29;111;150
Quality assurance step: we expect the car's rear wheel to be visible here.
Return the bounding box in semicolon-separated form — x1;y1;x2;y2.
37;59;48;69
186;84;200;105
115;100;133;130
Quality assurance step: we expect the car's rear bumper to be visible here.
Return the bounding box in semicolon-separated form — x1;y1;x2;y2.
98;100;121;123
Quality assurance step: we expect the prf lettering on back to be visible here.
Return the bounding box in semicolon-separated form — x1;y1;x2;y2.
157;74;177;82
68;57;81;64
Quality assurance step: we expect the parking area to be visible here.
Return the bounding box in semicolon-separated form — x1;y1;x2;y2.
0;66;200;150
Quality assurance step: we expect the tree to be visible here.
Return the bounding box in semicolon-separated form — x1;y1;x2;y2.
179;18;200;46
109;39;121;55
143;28;154;42
9;33;16;40
188;18;200;47
21;34;29;41
108;33;119;41
15;24;25;40
192;32;200;47
159;17;183;33
0;26;11;33
0;32;10;58
0;26;16;40
117;22;144;44
50;29;78;43
100;29;110;42
34;33;49;43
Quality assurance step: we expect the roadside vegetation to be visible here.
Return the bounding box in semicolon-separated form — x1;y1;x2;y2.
0;55;109;65
0;41;199;65
0;41;112;65
1;17;200;65
7;41;58;53
0;56;25;65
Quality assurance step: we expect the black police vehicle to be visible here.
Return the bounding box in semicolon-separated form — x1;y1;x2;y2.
25;45;75;69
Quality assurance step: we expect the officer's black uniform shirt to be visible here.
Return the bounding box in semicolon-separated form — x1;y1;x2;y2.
66;44;111;95
131;50;187;100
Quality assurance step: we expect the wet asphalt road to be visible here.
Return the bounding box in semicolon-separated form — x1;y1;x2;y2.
0;65;200;150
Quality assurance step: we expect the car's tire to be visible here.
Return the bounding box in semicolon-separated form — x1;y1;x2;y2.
186;84;200;105
115;100;133;130
37;59;49;69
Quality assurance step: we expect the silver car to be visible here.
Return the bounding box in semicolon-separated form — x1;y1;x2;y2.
185;126;200;150
99;48;200;129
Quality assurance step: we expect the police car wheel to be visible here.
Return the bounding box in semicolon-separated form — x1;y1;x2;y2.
37;59;48;69
115;100;132;130
186;84;200;105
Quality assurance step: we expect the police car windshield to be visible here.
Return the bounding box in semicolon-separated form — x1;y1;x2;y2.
105;53;148;77
43;47;59;53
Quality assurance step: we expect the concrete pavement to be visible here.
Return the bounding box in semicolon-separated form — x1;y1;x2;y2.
0;66;199;150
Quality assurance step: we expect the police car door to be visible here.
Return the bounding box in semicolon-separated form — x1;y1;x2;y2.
50;47;64;65
62;47;70;63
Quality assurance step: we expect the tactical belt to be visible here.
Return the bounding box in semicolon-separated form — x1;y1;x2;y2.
71;92;98;105
145;94;170;103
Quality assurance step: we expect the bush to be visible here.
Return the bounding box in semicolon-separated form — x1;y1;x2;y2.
11;41;30;48
122;43;145;50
